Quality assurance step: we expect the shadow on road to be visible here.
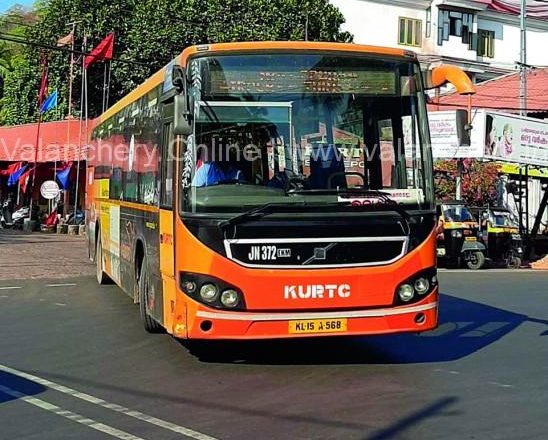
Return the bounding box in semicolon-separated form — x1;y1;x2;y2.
362;396;459;440
183;293;538;364
0;371;47;404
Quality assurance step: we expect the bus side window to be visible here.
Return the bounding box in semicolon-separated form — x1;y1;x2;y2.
160;122;175;209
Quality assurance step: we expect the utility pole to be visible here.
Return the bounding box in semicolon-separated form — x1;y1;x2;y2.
519;0;527;116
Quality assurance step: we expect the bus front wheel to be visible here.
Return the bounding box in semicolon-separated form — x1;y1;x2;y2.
138;257;163;333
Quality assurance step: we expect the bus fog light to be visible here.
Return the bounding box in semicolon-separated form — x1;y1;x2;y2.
199;284;218;303
398;284;414;302
220;289;240;308
183;281;197;293
414;277;429;295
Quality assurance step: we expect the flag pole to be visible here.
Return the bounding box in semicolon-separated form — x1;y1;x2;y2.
29;57;48;226
102;62;107;113
74;32;87;221
106;60;112;110
63;21;78;217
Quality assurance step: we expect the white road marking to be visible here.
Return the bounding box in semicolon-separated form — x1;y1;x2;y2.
46;283;77;287
488;381;514;388
0;384;145;440
0;364;218;440
0;286;22;290
54;303;67;307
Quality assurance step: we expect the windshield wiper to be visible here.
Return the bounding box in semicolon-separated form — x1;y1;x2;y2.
218;201;348;230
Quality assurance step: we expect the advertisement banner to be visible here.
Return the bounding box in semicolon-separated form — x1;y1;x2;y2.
429;110;484;158
483;111;548;167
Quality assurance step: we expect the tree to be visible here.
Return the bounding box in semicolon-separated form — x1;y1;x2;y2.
434;159;500;206
0;0;352;125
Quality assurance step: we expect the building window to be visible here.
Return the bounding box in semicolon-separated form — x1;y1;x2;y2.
477;29;495;57
398;17;422;47
426;8;431;38
438;9;473;48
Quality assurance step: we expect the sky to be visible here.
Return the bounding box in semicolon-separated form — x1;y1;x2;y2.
0;0;34;14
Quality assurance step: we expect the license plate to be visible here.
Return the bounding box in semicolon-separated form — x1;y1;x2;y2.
465;237;477;241
288;319;347;334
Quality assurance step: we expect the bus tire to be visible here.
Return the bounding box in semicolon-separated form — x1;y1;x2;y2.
466;251;485;270
96;233;111;285
138;256;163;333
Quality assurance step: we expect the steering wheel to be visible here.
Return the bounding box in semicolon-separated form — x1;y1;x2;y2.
327;172;367;189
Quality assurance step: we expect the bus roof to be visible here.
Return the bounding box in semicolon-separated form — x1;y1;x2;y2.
98;41;416;124
179;41;416;64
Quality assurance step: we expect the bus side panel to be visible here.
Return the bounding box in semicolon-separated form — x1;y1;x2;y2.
119;204;141;301
144;208;163;325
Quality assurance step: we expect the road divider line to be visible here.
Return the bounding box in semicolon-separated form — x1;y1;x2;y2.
0;286;22;290
0;364;218;440
0;384;146;440
46;283;77;287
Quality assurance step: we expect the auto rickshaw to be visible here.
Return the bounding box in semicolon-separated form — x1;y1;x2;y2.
472;206;523;269
436;201;486;270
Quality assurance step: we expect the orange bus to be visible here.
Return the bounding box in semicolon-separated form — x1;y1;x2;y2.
86;41;474;339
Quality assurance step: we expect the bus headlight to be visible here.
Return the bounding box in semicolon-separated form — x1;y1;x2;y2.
414;277;430;295
394;268;437;305
199;284;218;303
398;284;415;302
180;272;246;310
220;289;240;308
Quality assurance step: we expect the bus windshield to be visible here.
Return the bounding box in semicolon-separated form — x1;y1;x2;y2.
182;53;433;214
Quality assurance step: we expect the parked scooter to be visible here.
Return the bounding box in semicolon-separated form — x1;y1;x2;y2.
436;201;487;270
1;197;15;228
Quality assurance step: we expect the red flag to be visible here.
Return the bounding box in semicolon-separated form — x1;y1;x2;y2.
84;33;115;69
19;167;33;193
0;162;22;176
38;60;49;107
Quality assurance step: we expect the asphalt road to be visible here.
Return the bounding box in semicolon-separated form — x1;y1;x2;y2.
0;271;547;440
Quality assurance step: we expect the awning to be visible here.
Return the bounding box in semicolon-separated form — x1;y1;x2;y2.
0;119;95;163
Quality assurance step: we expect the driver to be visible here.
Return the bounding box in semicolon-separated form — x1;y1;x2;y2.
192;142;245;187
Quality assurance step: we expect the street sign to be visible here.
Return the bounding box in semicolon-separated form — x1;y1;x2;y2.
40;180;60;200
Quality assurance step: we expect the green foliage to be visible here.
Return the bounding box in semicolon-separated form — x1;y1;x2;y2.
434;159;500;206
0;0;352;125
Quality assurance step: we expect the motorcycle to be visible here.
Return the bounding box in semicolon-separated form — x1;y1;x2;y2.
67;208;85;225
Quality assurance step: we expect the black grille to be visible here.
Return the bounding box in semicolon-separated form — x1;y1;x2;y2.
227;238;407;267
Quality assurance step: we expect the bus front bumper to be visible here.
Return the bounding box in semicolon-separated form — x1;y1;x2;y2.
183;294;438;340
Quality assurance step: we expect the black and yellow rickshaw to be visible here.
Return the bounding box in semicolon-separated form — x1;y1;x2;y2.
472;206;523;269
436;201;486;270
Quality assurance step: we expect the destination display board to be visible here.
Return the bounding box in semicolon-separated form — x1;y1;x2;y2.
208;69;396;95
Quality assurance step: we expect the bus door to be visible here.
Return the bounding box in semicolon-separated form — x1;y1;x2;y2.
159;104;177;331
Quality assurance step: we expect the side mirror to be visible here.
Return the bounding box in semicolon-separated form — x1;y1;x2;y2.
171;64;192;136
172;64;185;93
174;94;192;136
425;65;476;95
436;205;442;217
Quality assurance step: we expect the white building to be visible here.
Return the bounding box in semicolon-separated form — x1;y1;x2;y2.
331;0;548;82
